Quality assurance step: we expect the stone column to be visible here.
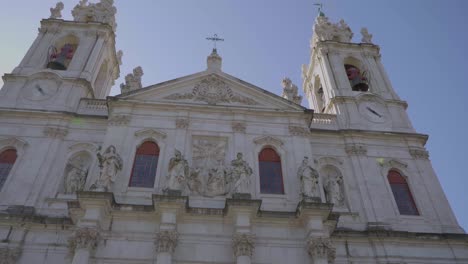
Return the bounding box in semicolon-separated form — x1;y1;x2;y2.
68;227;101;264
232;233;255;264
155;230;179;264
307;237;336;264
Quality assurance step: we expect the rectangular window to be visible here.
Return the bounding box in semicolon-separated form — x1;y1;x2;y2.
259;161;284;194
129;154;158;188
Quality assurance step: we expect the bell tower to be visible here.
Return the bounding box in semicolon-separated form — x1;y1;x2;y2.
0;0;121;112
302;14;414;132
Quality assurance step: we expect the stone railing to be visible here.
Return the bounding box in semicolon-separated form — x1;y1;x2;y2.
77;99;108;116
310;113;338;130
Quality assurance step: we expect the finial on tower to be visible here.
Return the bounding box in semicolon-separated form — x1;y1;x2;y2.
206;34;224;71
72;0;117;31
50;2;64;19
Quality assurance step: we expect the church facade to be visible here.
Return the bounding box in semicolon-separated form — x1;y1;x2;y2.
0;1;467;264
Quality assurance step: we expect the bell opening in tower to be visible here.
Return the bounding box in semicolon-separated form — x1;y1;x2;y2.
345;64;369;92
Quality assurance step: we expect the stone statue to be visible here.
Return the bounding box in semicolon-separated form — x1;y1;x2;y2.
120;66;144;94
166;149;189;193
64;162;88;194
323;169;345;207
116;50;123;65
187;168;203;195
72;0;117;31
361;27;373;44
281;78;302;105
206;161;227;196
228;153;252;195
50;2;64;19
297;157;321;200
92;145;122;191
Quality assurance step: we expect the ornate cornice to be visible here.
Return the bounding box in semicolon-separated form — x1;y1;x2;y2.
306;237;336;262
108;114;131;126
175;118;189;129
43;126;68;139
68;228;101;255
409;147;429;160
345;144;367;156
232;122;246;133
232;233;255;257
0;247;21;264
155;230;179;253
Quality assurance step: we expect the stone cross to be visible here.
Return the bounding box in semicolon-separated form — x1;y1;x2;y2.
206;33;224;49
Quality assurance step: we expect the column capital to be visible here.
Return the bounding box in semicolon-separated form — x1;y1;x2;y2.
232;233;255;257
68;227;101;255
0;247;21;264
155;230;179;253
307;237;336;263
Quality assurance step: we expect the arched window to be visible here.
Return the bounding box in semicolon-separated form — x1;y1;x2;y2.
387;170;419;215
0;149;17;190
47;35;79;70
128;141;160;188
258;147;284;194
344;64;369;92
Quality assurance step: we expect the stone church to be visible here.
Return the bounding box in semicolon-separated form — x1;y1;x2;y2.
0;1;467;264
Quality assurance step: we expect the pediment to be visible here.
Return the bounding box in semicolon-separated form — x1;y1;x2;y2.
116;71;305;111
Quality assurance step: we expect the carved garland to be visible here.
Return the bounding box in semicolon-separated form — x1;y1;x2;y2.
232;233;255;257
155;230;179;253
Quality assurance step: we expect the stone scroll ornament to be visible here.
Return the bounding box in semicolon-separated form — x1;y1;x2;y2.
165;149;190;194
297;157;321;200
90;145;123;192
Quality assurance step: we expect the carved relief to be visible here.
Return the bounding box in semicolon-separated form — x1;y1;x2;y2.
63;152;91;194
108;114;131;126
345;144;367;156
163;75;259;105
155;230;179;253
232;122;246;133
307;237;336;263
175;118;189;129
91;145;123;192
321;165;345;207
298;157;321;200
0;247;21;264
68;228;101;255
232;233;255;257
43;126;68;139
72;0;117;31
409;147;429;160
289;125;310;136
49;2;64;19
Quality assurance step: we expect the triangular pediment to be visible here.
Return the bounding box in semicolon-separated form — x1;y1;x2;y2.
115;71;306;111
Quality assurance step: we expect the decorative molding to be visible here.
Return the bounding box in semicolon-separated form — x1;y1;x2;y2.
155;230;179;253
175;118;189;129
163;75;259;106
345;144;367;156
232;233;255;257
68;228;101;255
43;126;68;139
68;142;98;153
0;247;21;264
306;237;336;262
0;137;28;151
72;0;117;31
253;135;284;146
232;122;246;133
108;114;131;126
409;147;429;160
134;128;167;140
289;125;310;136
314;156;343;167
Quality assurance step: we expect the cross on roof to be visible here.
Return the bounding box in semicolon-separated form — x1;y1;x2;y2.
206;34;224;49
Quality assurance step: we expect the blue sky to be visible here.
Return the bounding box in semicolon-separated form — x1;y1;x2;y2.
0;0;467;231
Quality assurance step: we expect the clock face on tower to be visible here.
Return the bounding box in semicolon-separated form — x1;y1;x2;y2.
358;100;388;123
22;79;59;101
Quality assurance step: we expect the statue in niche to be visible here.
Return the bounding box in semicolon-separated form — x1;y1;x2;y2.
166;149;189;193
206;161;227;196
322;166;345;207
187;168;203;195
91;145;123;191
297;157;321;200
64;155;89;194
228;153;253;194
